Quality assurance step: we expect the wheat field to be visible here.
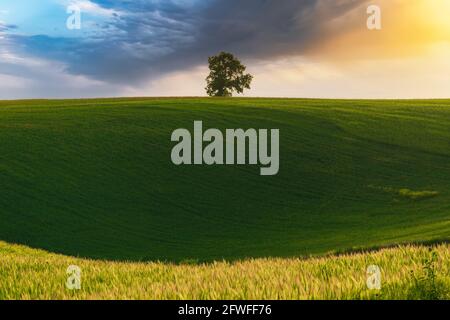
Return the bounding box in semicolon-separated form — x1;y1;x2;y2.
0;241;448;300
1;98;450;300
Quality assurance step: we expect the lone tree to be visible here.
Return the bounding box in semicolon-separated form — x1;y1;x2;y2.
205;52;253;97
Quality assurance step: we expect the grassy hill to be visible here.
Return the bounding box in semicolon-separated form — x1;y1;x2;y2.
0;98;449;262
1;241;448;299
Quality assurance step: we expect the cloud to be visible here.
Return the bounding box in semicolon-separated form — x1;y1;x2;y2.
0;21;17;32
2;0;450;98
58;0;119;17
0;36;122;99
10;0;372;86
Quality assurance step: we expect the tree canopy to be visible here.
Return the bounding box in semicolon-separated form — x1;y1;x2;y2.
205;52;253;97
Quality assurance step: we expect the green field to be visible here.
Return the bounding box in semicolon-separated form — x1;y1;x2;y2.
0;98;449;264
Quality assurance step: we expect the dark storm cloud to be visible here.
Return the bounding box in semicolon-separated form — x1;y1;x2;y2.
14;0;368;84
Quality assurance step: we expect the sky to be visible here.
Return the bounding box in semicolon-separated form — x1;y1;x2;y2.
0;0;449;99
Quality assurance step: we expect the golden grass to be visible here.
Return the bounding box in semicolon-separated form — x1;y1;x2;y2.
0;241;448;300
